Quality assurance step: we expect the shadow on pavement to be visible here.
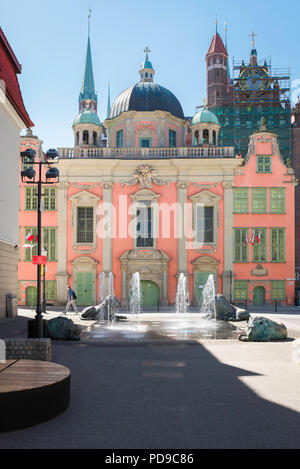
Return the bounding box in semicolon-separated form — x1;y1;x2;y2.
0;333;300;449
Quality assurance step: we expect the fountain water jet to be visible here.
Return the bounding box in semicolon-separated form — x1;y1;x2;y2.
175;273;190;314
129;272;141;326
200;274;216;320
99;272;106;303
108;272;114;297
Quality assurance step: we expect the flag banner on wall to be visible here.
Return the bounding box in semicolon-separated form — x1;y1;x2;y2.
256;232;261;244
245;234;249;245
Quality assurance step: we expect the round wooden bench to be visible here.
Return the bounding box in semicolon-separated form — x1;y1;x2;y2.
0;360;70;432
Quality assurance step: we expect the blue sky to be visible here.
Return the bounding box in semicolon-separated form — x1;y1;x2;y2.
1;0;300;150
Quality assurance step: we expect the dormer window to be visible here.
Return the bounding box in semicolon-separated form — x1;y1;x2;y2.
169;129;177;147
116;129;123;148
256;156;272;173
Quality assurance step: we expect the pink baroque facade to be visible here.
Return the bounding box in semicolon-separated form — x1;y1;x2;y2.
18;38;297;308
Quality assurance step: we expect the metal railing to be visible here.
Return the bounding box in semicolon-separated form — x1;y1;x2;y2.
57;145;235;160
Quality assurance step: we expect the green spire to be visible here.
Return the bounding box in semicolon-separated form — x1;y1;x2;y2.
79;36;97;103
106;80;111;119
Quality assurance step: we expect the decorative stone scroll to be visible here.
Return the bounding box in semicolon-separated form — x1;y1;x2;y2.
71;183;98;190
193;183;218;189
120;164;169;189
222;182;233;189
101;182;114;190
73;247;96;254
251;264;268;277
194;247;217;254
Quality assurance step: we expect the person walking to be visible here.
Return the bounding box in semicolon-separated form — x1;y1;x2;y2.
65;285;78;314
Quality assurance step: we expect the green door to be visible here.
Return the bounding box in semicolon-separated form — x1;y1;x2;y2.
141;280;160;308
196;272;215;306
253;286;265;306
26;286;37;307
75;272;94;305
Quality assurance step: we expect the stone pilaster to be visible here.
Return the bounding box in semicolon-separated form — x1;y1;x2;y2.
56;182;69;304
121;264;128;307
162;265;169;305
176;182;188;275
102;182;113;296
222;181;234;300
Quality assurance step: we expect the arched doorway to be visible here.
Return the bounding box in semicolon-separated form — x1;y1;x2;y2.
72;256;98;305
253;286;265;306
195;272;216;306
192;256;219;306
26;286;37;307
141;280;160;308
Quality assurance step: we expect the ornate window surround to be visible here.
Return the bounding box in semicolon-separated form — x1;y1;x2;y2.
189;190;221;249
129;189;160;249
69;190;101;248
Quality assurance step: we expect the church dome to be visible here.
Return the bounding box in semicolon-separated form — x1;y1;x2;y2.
73;109;101;127
191;108;219;125
109;81;184;120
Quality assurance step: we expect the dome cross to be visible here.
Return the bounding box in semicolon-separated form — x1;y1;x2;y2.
249;31;257;48
144;47;151;60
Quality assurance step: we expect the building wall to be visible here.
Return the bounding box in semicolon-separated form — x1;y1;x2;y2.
292;126;300;291
0;100;25;317
18;136;58;306
234;131;296;304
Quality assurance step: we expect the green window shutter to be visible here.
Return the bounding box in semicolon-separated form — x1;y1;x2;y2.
45;281;57;300
252;228;267;262
271;280;286;300
43;228;57;261
234;280;248;300
270;188;285;214
24;227;37;261
252;188;267;213
43;187;57;211
25;187;37;211
233;188;249;213
256;156;272;173
234;228;249;262
271;228;285;262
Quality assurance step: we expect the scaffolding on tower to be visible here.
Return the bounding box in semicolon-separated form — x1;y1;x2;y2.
208;56;291;162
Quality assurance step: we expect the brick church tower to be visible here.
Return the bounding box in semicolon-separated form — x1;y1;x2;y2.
206;28;231;109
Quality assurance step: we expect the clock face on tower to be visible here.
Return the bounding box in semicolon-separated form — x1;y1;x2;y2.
239;67;270;94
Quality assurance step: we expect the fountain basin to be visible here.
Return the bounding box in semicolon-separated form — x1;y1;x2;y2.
82;313;242;342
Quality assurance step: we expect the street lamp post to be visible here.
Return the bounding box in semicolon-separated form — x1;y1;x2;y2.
20;147;59;338
41;248;47;315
